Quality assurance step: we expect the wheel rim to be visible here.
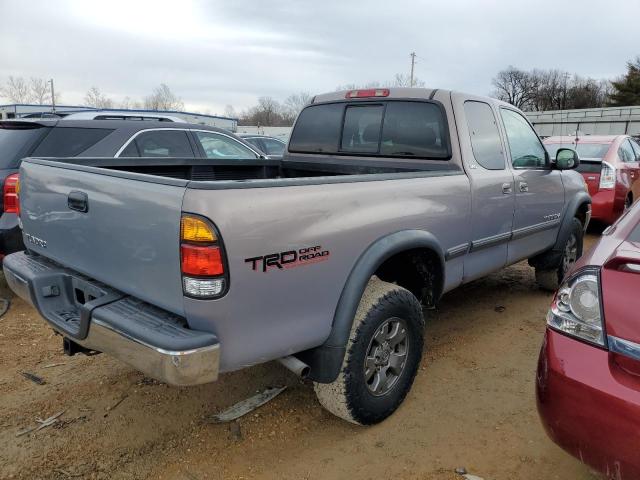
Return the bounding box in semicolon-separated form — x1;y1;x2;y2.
562;233;578;275
363;317;409;397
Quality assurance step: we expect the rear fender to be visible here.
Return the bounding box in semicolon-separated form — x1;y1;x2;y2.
298;230;445;383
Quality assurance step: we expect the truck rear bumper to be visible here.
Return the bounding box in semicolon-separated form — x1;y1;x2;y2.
3;251;220;386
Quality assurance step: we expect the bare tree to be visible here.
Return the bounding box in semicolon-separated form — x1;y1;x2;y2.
393;73;425;88
119;96;142;110
0;76;31;103
84;86;113;109
283;92;311;122
223;104;237;119
144;84;184;111
492;66;539;110
29;77;56;105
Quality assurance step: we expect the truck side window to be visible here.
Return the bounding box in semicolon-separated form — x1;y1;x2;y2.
463;101;505;170
195;132;257;159
121;130;195;157
341;105;383;153
500;109;547;169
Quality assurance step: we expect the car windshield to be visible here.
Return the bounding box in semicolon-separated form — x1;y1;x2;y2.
545;142;611;161
0;124;49;168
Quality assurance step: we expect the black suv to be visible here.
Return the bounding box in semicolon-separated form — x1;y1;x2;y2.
0;119;263;255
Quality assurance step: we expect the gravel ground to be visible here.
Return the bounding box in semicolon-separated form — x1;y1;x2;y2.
0;234;601;480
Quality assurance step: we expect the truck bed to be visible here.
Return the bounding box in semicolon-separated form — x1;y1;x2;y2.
38;155;461;184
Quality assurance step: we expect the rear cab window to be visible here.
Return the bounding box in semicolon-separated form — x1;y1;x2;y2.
289;100;450;159
33;127;114;157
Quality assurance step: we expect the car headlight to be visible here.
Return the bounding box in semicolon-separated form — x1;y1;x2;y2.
546;268;605;346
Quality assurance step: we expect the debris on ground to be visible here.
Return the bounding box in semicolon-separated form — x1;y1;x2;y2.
228;421;242;441
43;362;66;369
494;305;506;313
455;467;468;475
104;394;129;417
21;371;45;385
16;410;66;437
208;386;287;423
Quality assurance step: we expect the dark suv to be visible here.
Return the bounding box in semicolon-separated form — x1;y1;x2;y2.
0;119;262;256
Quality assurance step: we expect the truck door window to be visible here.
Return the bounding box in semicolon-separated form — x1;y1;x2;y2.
500;109;547;169
341;105;383;153
463;101;505;170
195;131;257;159
120;130;195;157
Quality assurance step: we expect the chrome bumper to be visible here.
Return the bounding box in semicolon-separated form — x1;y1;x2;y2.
3;252;219;386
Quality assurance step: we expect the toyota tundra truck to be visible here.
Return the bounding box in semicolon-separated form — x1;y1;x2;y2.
3;88;591;425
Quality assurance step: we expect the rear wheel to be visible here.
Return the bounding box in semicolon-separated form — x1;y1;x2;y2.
313;277;424;425
535;218;583;291
625;194;633;210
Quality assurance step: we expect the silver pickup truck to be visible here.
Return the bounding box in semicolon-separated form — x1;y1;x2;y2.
3;88;590;425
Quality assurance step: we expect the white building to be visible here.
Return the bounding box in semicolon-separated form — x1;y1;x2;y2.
0;104;237;131
526;106;640;138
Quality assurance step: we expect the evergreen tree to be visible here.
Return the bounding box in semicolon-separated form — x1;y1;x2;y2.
609;57;640;106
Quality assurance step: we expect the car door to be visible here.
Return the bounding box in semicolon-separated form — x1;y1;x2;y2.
499;108;565;263
452;94;515;282
627;138;640;203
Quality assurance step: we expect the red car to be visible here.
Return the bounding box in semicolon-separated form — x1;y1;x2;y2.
544;135;640;224
537;201;640;478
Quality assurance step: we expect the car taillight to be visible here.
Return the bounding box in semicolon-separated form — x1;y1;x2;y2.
3;173;20;214
546;267;605;347
345;88;390;98
180;214;227;298
599;161;616;190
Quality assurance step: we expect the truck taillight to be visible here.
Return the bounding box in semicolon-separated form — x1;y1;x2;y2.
3;173;20;214
180;214;227;298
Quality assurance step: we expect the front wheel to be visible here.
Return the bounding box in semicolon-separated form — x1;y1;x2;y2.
313;277;424;425
535;218;584;291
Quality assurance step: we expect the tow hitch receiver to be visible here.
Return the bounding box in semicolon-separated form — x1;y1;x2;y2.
63;337;100;356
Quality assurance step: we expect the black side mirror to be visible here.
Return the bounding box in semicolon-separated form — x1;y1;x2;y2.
555;148;580;170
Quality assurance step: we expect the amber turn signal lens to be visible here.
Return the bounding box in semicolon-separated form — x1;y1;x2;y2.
181;216;216;242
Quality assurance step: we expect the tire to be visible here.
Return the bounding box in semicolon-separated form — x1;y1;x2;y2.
535;217;584;291
625;194;633;210
313;277;424;425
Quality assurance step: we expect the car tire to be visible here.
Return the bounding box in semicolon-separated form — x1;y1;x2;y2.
625;194;633;210
313;277;424;425
535;217;584;291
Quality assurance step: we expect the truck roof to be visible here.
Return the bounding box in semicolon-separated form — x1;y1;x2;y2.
312;87;444;104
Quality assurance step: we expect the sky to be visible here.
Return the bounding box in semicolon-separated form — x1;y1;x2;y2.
1;0;639;115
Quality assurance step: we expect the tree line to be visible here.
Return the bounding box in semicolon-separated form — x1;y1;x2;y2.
492;57;640;111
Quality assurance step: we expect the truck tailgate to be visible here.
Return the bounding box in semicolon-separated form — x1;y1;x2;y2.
19;159;188;316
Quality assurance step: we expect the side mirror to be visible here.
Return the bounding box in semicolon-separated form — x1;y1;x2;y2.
555;148;580;170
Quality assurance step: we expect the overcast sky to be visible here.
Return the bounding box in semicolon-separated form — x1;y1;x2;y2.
1;0;639;115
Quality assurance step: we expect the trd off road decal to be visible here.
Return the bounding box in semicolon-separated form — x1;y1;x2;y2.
245;245;330;273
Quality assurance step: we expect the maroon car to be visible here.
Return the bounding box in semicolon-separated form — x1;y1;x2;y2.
537;201;640;478
544;135;640;224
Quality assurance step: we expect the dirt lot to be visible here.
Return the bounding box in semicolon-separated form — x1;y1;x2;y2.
0;235;602;480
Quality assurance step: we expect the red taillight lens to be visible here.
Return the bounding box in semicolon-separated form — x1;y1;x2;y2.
181;244;223;276
345;88;390;99
3;173;19;214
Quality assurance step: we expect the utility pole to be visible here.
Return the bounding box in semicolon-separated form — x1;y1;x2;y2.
48;79;56;113
409;52;416;87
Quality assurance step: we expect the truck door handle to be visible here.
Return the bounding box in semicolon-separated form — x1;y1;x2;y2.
518;182;529;192
68;191;89;213
502;183;512;194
